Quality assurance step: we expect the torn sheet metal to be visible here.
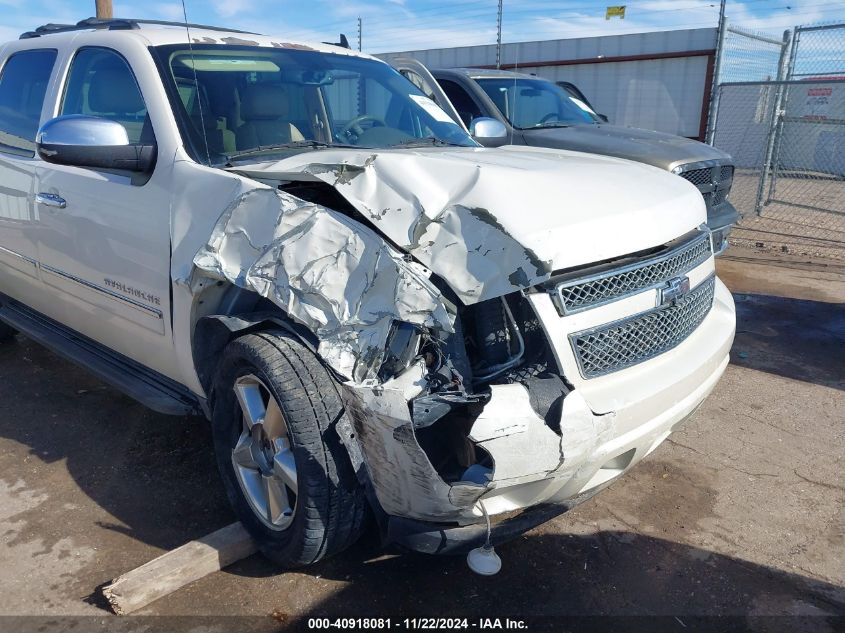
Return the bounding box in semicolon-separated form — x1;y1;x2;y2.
469;385;611;488
340;379;616;520
193;187;454;382
341;380;487;522
231;152;551;304
470;384;563;484
230;146;704;305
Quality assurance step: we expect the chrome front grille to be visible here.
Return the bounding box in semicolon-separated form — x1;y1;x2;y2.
680;168;712;186
552;230;712;315
570;275;716;378
678;162;734;210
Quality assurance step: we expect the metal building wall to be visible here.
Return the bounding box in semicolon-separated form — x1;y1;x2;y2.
379;28;717;138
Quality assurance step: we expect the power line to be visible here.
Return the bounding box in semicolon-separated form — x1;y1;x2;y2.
289;0;719;35
296;0;496;31
370;0;724;26
356;0;845;47
297;2;720;40
278;0;845;52
383;0;826;27
289;0;844;38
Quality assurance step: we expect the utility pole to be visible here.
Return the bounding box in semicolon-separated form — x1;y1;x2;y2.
496;0;503;69
705;0;727;143
95;0;113;19
357;17;362;52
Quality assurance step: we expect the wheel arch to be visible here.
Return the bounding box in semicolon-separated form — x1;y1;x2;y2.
191;282;320;406
190;280;387;531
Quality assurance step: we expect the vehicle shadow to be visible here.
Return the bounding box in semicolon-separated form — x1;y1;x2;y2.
0;306;842;622
1;292;838;560
218;528;844;621
0;335;233;554
731;292;845;390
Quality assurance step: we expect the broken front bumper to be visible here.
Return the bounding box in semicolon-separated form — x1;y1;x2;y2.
382;349;729;554
386;487;605;555
342;278;735;550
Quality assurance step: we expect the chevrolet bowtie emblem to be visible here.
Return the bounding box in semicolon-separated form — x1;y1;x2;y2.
657;276;691;308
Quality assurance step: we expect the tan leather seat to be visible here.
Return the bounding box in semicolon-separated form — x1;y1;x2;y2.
175;77;236;154
87;68;147;142
236;84;304;150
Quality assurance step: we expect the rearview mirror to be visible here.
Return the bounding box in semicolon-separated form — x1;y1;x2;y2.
36;115;156;173
299;69;334;85
469;117;508;147
598;113;609;123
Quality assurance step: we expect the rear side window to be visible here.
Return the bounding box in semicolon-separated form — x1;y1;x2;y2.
61;47;150;144
0;49;57;155
401;69;437;101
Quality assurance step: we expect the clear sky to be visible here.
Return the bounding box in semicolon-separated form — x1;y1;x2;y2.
1;0;843;52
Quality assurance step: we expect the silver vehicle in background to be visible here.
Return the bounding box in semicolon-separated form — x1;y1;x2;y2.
392;60;739;254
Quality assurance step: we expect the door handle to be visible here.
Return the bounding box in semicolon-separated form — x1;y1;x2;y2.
35;193;67;209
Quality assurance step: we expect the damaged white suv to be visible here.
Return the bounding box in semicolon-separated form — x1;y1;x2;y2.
0;19;735;566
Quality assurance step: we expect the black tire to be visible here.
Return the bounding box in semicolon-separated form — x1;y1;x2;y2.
0;322;17;343
211;330;367;568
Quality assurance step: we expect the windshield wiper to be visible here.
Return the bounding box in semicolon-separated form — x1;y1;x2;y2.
225;140;357;163
528;122;573;129
392;137;466;148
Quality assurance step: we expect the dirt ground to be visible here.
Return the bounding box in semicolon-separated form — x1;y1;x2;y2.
0;249;842;631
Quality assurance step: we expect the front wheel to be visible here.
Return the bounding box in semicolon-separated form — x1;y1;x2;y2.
211;330;367;568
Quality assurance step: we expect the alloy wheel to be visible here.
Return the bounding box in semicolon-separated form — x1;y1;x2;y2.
231;374;298;530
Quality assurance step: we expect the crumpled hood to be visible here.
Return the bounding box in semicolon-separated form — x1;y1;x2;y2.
230;144;705;305
521;124;731;172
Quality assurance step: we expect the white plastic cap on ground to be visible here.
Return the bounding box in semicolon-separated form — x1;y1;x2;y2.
467;544;502;576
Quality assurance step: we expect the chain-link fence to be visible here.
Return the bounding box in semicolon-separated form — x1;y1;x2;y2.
718;25;788;83
788;23;845;79
712;79;845;261
710;22;845;263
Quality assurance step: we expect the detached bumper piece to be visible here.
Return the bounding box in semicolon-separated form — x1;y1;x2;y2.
386;488;603;556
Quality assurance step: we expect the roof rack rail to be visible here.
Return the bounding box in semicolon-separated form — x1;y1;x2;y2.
20;17;257;40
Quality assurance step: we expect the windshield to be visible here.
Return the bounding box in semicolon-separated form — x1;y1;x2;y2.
153;45;475;163
474;77;602;129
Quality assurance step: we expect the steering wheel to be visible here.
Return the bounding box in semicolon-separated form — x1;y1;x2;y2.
338;115;386;141
539;112;561;124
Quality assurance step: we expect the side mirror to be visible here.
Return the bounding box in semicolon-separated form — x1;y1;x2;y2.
598;113;609;123
36;115;156;173
469;117;509;147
